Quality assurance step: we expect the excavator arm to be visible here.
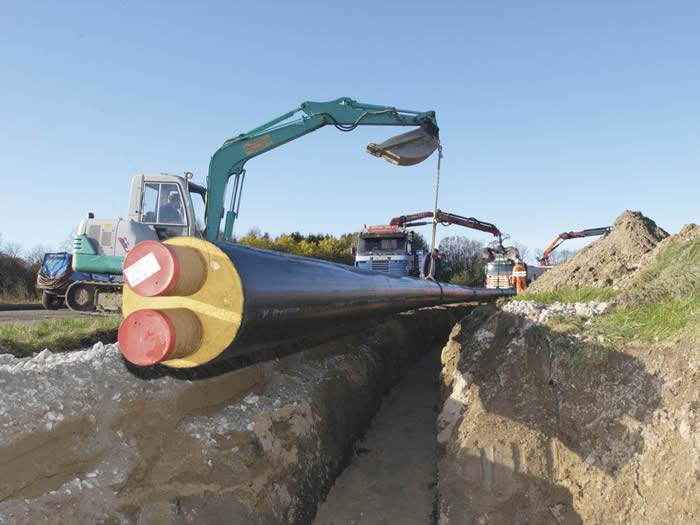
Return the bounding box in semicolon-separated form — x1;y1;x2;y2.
390;210;502;241
204;97;439;241
539;226;612;265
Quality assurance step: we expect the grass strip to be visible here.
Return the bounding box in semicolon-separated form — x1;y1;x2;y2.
593;295;699;343
0;316;121;358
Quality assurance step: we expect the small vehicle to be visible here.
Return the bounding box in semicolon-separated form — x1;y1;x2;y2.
35;252;121;310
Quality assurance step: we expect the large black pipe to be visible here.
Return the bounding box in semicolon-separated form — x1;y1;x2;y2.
119;238;514;367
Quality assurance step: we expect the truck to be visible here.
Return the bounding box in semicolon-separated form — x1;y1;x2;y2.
353;225;422;277
353;210;503;279
48;97;440;311
483;247;521;289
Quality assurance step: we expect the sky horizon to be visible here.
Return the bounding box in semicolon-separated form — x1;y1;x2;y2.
2;1;697;264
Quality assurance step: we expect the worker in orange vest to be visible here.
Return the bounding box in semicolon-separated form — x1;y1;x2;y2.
512;258;527;294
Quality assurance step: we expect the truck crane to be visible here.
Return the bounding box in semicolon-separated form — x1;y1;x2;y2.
389;210;503;241
44;97;440;311
538;226;612;266
353;210;502;278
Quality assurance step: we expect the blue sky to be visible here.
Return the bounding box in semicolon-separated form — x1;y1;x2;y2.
1;1;698;262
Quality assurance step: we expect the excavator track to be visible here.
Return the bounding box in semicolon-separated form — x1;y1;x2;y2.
65;281;123;313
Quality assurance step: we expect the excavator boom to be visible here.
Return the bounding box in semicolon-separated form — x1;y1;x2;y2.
205;97;439;241
539;226;612;265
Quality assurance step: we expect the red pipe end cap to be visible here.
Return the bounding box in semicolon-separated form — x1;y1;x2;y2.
123;241;180;297
118;309;176;366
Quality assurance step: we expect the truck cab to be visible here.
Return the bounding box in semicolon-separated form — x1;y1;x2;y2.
485;256;516;289
353;225;420;277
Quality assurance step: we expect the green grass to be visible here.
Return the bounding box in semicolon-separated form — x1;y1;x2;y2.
517;237;699;368
0;316;121;358
516;287;620;305
593;294;699;343
620;239;700;305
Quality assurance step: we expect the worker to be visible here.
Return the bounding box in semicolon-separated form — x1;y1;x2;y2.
512;258;527;294
159;193;184;224
423;248;443;281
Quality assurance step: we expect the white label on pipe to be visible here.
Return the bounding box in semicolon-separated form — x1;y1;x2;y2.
124;252;161;287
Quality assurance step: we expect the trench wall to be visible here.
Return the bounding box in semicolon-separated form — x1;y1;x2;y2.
0;304;472;524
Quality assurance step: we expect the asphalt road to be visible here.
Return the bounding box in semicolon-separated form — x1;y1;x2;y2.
0;306;115;324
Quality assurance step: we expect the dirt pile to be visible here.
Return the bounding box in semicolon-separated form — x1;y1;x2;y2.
437;305;698;524
527;210;669;293
635;222;700;272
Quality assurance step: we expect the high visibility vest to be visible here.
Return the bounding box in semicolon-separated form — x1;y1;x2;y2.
512;264;527;278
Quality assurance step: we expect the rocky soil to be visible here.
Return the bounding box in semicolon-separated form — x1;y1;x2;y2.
0;305;472;524
436;303;698;524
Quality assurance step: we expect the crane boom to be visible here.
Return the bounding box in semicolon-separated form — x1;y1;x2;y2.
204;97;439;241
539;226;612;265
390;210;502;241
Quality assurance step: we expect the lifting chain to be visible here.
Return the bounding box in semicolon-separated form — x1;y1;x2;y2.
427;143;443;280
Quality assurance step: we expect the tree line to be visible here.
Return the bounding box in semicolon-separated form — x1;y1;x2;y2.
0;234;43;302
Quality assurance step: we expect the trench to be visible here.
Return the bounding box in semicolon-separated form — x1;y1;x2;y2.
0;305;474;524
313;347;443;525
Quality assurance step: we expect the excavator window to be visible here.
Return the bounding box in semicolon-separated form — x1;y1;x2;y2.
141;182;187;239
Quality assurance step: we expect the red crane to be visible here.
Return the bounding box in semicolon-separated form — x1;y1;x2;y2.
538;227;612;266
389;210;502;241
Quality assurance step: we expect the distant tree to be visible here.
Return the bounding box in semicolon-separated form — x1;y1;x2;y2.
24;245;50;268
235;230;358;266
512;241;531;264
289;231;304;243
410;231;429;253
546;248;576;265
0;251;40;302
58;229;77;251
2;241;22;259
438;236;485;286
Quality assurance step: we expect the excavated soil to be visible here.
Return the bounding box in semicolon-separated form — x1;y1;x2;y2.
527;210;670;292
437;305;698;524
436;212;699;523
0;304;472;524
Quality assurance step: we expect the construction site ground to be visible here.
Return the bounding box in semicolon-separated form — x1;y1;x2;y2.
0;211;697;524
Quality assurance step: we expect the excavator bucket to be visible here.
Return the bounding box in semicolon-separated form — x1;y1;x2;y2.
366;127;439;166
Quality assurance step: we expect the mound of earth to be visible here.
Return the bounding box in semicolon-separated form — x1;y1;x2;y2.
637;222;700;269
527;210;669;293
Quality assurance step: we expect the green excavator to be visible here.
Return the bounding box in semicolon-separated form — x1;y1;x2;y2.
44;97;439;311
